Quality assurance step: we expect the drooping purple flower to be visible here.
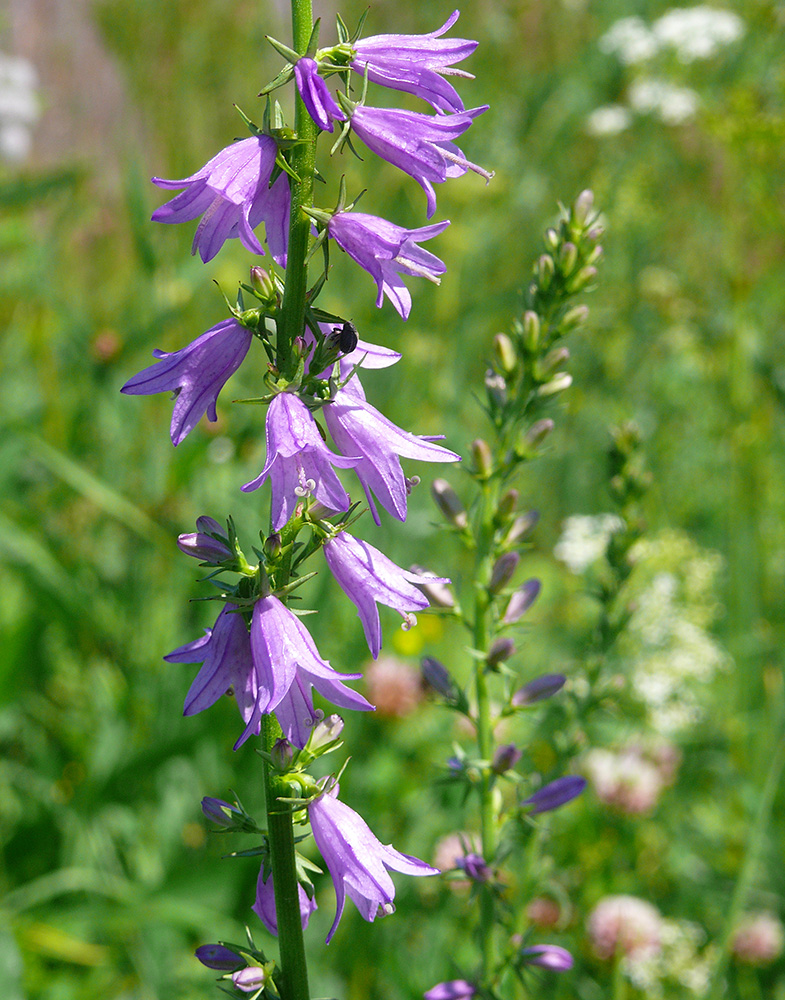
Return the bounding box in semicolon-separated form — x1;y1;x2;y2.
151;136;290;264
121;318;252;446
323;532;447;658
249;595;373;748
348;104;491;218
351;11;478;113
253;865;317;936
520;944;574;972
522;776;587;814
165;604;260;746
177;515;232;563
242;392;359;530
327;211;449;320
294;57;346;133
195;943;244;971
423;980;477;1000
323;374;460;524
308;779;438;943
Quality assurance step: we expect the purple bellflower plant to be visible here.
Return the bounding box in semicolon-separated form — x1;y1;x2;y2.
322;531;447;658
121;318;252;446
294;57;346;132
323;371;460;524
242;392;360;530
151;135;290;264
254;866;318;936
350;10;478;113
308;779;439;942
327;211;449;319
347;104;492;219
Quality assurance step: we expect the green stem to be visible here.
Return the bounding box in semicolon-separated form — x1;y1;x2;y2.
277;0;319;376
263;714;311;1000
473;481;498;982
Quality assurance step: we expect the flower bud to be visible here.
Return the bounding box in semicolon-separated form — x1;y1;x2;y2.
264;531;282;559
544;227;559;252
485;369;507;408
539;346;570;378
522;310;540;352
250;265;276;301
492;743;522;774
503;579;541;623
410;566;455;608
232;966;269;992
566;264;597;293
431;479;467;529
177;516;232;564
421;656;458;701
487;636;515;667
471;438;493;479
489;552;520;594
522;775;586;814
496;488;519;521
572;189;594;227
456;852;492;882
560;304;589;331
195;943;244;970
493;333;517;375
559;241;578;274
271;737;294;771
518;419;554;457
502;510;540;546
536;254;555;290
201;797;242;828
536;372;572;398
308;713;345;752
520;944;573;972
512;673;566;706
586;244;603;266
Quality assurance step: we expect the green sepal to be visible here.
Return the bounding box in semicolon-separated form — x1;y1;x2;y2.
264;33;300;65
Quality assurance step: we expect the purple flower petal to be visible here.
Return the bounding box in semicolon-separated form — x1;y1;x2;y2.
294;57;346;132
253;865;317;936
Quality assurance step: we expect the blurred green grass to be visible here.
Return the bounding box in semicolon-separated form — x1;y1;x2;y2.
1;0;784;997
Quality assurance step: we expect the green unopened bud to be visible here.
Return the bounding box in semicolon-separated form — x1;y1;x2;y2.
522;418;555;453
566;265;598;293
586;244;603;266
265;532;282;559
536;373;572;397
538;346;570;379
522;310;540;353
559;241;578;275
502;509;540;546
487;636;516;667
471;438;493;479
271;738;294;771
496;488;519;521
485;370;507;408
572;189;594;227
493;333;517;375
489;552;520;595
536;254;555;290
250;266;276;301
544;227;559;252
560;305;589;332
431;478;467;529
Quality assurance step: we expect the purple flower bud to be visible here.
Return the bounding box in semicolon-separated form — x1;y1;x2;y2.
271;737;294;771
410;566;455;608
456;852;492;883
489;551;520;594
522;776;587;814
492;743;522;774
520;944;573;972
421;657;458;700
177;516;232;563
194;943;243;970
503;579;541;623
308;713;345;751
232;966;268;992
512;673;566;706
486;637;515;668
424;980;477;1000
502;510;540;546
431;478;467;529
201;797;241;828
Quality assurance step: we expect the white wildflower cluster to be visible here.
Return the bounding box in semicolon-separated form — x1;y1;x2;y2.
625;918;714;997
621;530;729;732
0;54;40;164
583;738;681;815
553;513;624;575
588;5;744;134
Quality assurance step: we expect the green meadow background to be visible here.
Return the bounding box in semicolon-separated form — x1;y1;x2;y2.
1;0;784;997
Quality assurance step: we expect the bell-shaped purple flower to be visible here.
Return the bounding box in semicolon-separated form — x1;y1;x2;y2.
309;780;438;943
151;136;290;264
351;11;478;113
121;318;252;446
294;57;346;133
323;531;447;658
327;211;449;320
165;604;260;743
242;392;359;531
253;865;317;936
250;595;373;748
424;981;477;1000
323;374;460;525
349;105;491;218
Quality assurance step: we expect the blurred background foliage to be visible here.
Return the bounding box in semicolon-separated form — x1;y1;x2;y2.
1;0;784;997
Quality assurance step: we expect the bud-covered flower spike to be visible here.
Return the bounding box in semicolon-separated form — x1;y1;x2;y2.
522;775;587;814
350;11;478;113
121;319;253;446
151;136;290;264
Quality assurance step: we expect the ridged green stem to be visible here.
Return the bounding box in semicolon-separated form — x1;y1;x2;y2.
277;0;319;377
